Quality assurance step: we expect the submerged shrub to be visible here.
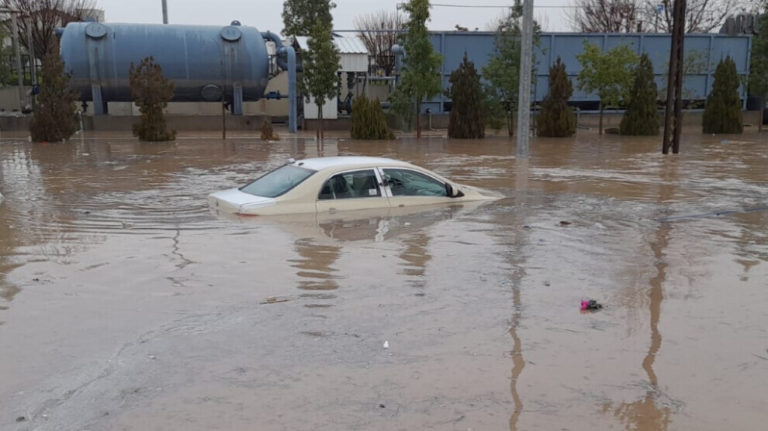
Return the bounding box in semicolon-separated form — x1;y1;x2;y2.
29;49;78;142
620;53;660;135
448;54;485;139
129;56;176;141
703;56;742;134
351;95;394;140
537;57;575;137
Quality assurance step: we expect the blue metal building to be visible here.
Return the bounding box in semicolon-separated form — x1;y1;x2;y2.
425;32;752;113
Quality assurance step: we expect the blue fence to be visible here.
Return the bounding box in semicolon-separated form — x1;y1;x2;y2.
426;32;752;113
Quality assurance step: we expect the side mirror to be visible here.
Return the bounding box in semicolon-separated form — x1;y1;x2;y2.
445;183;462;198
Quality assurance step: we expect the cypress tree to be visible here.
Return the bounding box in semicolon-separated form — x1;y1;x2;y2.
129;56;176;142
703;56;743;134
350;95;394;139
448;54;485;139
620;53;659;135
29;49;78;142
537;57;575;137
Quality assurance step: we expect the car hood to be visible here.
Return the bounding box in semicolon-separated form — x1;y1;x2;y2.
208;188;277;214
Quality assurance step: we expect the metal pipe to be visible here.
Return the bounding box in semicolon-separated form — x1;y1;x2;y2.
282;45;297;133
11;13;24;111
262;31;297;133
26;22;36;87
261;31;288;70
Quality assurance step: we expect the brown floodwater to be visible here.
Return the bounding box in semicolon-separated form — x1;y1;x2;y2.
1;129;767;430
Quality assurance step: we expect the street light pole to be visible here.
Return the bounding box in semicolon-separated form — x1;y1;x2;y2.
162;0;168;24
516;0;534;158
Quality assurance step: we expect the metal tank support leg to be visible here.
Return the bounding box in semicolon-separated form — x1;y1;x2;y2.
233;84;243;115
91;85;107;115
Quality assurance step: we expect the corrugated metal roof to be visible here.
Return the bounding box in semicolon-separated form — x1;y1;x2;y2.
293;35;368;55
334;37;368;54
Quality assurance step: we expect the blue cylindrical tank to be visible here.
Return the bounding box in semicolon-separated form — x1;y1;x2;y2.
59;22;270;103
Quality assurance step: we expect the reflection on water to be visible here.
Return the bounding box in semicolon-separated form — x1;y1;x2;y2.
1;131;768;429
290;239;341;292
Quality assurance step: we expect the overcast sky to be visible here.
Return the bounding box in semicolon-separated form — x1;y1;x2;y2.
95;0;572;33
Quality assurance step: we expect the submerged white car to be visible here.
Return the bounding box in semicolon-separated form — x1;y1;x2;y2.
208;156;500;216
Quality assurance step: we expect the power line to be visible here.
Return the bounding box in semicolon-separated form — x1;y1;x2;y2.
432;3;579;8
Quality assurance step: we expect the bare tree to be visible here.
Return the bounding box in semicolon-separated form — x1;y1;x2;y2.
640;0;740;33
570;0;746;33
354;10;404;76
2;0;97;59
569;0;642;32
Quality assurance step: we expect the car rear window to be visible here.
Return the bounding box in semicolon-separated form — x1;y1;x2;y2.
240;165;316;198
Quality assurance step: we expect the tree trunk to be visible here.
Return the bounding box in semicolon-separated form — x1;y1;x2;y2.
599;102;604;135
760;97;764;133
507;110;515;136
416;100;422;139
317;102;323;140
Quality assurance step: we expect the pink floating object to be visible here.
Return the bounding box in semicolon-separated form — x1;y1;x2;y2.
580;300;589;311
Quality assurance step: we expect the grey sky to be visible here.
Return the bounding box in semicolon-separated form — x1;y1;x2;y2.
96;0;572;32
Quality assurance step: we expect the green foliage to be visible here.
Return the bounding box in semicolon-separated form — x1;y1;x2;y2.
577;41;638;106
577;40;638;133
703;56;743;134
620;54;660;136
448;54;485;139
282;0;335;36
749;9;768;130
129;56;176;142
390;0;443;138
350;95;394;139
481;0;540;136
302;16;340;139
537;57;575;137
29;49;77;142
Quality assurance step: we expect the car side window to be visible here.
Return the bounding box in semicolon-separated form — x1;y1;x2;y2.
318;170;381;200
382;169;447;197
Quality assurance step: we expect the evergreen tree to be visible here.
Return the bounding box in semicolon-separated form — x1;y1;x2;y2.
282;0;335;36
537;57;575;137
448;54;484;139
749;6;768;132
390;0;442;138
351;95;394;139
620;53;659;135
702;56;743;134
29;49;77;142
303;18;340;140
129;57;176;141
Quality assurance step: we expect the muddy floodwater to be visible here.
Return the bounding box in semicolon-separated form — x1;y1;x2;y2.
1;130;767;430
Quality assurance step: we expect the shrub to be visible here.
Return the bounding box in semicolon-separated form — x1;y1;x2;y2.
351;95;394;139
702;56;743;134
129;56;176;141
260;119;280;141
620;53;660;135
537;57;575;137
448;54;485;139
29;50;77;142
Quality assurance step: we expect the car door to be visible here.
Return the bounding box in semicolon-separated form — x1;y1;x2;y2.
315;169;390;214
380;167;452;208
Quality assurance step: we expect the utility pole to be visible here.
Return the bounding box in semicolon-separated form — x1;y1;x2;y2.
516;0;534;158
162;0;168;24
662;0;686;154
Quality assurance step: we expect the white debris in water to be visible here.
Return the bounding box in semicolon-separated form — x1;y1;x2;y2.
383;340;389;349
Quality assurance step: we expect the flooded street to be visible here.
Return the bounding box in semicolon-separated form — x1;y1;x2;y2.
1;130;767;430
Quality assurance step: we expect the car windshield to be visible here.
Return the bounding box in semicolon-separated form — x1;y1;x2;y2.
240;165;316;198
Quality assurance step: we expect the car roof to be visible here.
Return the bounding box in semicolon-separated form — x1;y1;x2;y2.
293;156;412;171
